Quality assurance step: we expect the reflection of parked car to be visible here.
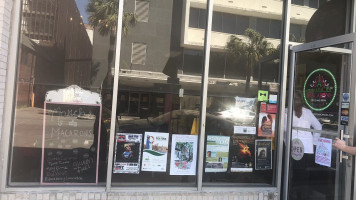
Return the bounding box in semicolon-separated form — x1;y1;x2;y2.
117;109;254;135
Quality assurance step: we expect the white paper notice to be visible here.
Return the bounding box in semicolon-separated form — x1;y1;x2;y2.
269;95;278;104
142;132;169;172
234;126;256;134
169;134;198;175
315;137;332;167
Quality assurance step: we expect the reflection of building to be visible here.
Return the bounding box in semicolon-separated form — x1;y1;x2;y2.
18;0;92;107
117;0;321;118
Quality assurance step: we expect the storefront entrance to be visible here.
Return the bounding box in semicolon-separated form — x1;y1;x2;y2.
283;34;356;200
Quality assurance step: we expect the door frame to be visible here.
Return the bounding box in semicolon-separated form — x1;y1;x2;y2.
283;32;356;200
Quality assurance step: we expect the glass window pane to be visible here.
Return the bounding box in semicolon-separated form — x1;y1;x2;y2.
111;0;205;187
199;9;207;29
292;0;304;6
222;13;236;34
309;0;319;9
212;12;222;32
189;8;199;28
290;0;349;42
236;15;249;35
290;24;302;42
256;18;270;38
10;0;115;185
269;20;281;39
204;0;282;186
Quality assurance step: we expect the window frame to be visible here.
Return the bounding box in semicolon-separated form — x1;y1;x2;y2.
1;0;297;193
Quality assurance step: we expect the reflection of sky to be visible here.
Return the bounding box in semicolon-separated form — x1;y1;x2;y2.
75;0;89;24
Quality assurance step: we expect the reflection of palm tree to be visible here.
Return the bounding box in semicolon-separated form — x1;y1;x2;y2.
226;29;274;91
87;0;137;89
87;0;137;36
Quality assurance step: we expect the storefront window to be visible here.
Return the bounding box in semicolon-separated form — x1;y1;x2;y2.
10;0;116;185
202;0;282;186
110;0;205;186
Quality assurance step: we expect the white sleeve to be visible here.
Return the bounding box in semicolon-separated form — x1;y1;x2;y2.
306;109;322;145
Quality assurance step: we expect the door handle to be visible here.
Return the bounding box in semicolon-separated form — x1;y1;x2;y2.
340;129;351;163
340;130;344;163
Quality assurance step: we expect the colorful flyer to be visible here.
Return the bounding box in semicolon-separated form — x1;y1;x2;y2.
258;90;269;102
260;102;267;113
266;104;278;113
205;135;230;172
315;137;332;167
255;140;272;170
342;102;350;109
269;94;278;104
231;135;255;172
258;113;276;137
113;133;142;174
170;134;198;175
142;132;169;172
234;126;256;135
341;116;349;125
342;93;350;102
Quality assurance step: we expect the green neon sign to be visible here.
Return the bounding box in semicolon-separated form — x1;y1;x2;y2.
303;68;337;111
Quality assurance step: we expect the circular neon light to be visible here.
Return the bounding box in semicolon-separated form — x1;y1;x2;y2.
303;68;337;111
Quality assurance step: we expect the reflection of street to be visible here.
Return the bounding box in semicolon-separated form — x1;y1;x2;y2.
13;107;95;149
13;107;45;148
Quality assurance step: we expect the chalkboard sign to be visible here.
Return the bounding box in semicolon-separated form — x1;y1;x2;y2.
41;102;102;184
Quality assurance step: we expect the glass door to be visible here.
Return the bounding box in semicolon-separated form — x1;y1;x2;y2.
285;36;355;200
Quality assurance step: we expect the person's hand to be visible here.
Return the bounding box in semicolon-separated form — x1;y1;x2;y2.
333;138;347;150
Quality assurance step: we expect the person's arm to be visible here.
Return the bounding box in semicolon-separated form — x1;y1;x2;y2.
306;109;322;145
333;138;356;156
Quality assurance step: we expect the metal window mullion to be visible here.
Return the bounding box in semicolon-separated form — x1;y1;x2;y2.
290;33;356;52
276;0;291;196
197;0;213;191
351;25;356;200
105;0;124;192
282;49;296;200
352;0;356;32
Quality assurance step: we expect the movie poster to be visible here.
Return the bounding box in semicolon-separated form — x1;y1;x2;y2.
231;135;255;172
255;139;272;170
170;134;198;175
258;113;276;137
113;133;142;174
141;132;169;172
205;135;230;172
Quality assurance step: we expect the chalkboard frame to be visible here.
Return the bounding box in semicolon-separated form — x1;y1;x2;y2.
40;101;102;185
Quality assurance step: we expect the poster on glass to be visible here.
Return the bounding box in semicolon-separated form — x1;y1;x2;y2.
255;139;272;170
113;133;142;174
205;136;230;172
258;113;276;137
170;134;198;175
141;132;169;172
230;135;255;172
